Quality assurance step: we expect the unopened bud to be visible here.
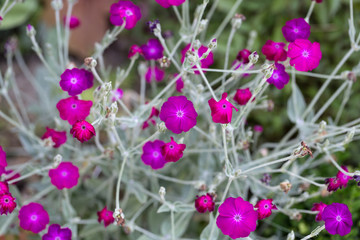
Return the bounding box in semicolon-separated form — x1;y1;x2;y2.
84;57;97;68
231;14;245;29
198;19;208;33
26;24;36;37
53;154;62;168
249;51;258;65
286;231;295;240
157;122;167;132
159;186;166;202
343;128;355;145
280;180;292;194
208;38;217;50
193;40;201;51
51;0;63;10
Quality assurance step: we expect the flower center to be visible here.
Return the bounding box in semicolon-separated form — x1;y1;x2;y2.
153;151;159;158
274;44;279;49
176;110;184;118
272;73;279;79
203;198;208;204
264;204;269;209
293;28;299;33
61;171;68;177
233;214;242;222
302;50;309;58
70;78;77;84
336;215;342;222
4;197;9;203
81;125;86;130
54;237;61;240
125;9;133;16
169;145;174;149
30;215;38;221
71;104;77;109
222;104;227;109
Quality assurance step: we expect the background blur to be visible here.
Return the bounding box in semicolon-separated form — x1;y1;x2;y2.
0;0;360;239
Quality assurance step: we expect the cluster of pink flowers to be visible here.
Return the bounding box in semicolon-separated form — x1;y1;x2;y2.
141;137;186;170
325;166;352;192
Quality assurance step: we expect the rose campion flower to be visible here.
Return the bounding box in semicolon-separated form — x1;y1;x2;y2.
208;93;238;124
266;63;290;89
59;68;93;96
181;44;214;74
141;140;167;170
175;74;184;92
109;0;142;29
97;206;115;227
18;203;50;233
236;49;251;64
161;137;186;162
216;197;257;239
0;167;20;183
141;39;164;60
63;16;80;29
325;177;341;192
49;162;80;190
288;39;322;72
70;120;96;143
155;0;186;8
233;88;252;105
0;146;7;168
145;66;165;83
282;18;311;43
195;193;215;213
56;96;93;125
0;193;16;215
128;45;143;58
254;125;263;133
261;40;287;62
41;127;67;148
159;96;198;134
336;166;352;188
42;224;72;240
311;202;327;222
255;199;277;220
0;181;9;195
322;203;353;236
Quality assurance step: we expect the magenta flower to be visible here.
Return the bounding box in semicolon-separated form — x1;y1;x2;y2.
255;199;277;220
282;18;311;43
336;166;352;188
0;181;9;195
109;0;141;29
49;162;80;190
141;140;167;170
41;127;67;148
208;93;238;124
181;44;214;74
97;206;114;227
63;16;80;29
141;39;164;60
42;224;72;240
325;177;341;192
159;96;198;134
195;193;215;213
155;0;186;8
0;146;7;168
18;203;50;233
175;74;184;92
254;125;263;133
0;193;16;215
128;45;143;58
216;197;257;239
161;137;186;162
56;96;93;125
236;49;251;64
145;66;165;83
111;88;124;102
142;107;159;130
233;88;252;106
60;68;93;96
313;0;323;2
311;202;327;222
261;40;287;62
288;39;322;72
322;203;353;236
70;120;96;143
267;63;290;89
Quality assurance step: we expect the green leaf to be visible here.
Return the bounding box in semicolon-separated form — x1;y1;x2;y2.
200;213;219;240
0;0;38;30
157;203;171;213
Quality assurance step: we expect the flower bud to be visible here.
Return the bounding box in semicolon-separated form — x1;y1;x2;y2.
26;24;36;37
198;19;208;33
53;154;62;168
207;38;217;51
193;40;201;51
84;57;97;68
248;51;258;65
231;14;245;29
157;122;167;133
159;186;166;202
51;0;63;10
280;180;292;194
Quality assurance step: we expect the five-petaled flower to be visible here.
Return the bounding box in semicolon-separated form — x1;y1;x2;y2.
208;93;239;124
